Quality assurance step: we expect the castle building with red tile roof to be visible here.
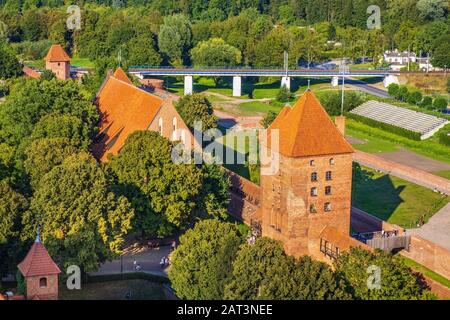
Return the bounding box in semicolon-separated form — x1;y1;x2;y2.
92;68;196;162
17;232;61;300
44;44;71;80
258;91;361;261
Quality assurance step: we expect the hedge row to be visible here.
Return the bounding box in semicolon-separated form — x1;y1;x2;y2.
347;112;422;141
439;126;450;147
85;272;170;284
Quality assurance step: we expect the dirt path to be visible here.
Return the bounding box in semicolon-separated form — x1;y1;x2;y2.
204;91;271;105
353;150;450;194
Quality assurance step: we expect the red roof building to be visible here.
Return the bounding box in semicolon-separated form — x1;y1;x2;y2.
92;68;196;162
44;44;71;80
44;44;71;62
17;233;61;300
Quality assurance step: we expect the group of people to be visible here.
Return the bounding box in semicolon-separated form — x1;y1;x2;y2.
160;257;170;268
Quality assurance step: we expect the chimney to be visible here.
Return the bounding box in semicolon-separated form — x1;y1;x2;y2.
335;116;346;136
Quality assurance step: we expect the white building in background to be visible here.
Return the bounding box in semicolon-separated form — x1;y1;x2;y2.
383;50;442;72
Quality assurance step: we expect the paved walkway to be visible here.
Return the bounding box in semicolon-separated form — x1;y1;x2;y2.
90;245;172;277
353;150;450;195
408;202;450;251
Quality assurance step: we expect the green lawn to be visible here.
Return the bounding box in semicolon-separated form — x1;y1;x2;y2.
235;101;285;116
70;56;95;68
434;170;450;180
166;76;332;99
346;119;450;165
352;166;449;228
400;256;450;289
59;279;166;300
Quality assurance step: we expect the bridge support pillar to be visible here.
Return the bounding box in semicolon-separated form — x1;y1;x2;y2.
184;75;193;95
331;76;339;87
281;76;291;91
383;75;399;88
232;76;242;97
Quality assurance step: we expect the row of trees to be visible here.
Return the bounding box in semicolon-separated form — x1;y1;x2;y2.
1;4;449;70
387;83;448;110
0;76;231;279
169;219;434;300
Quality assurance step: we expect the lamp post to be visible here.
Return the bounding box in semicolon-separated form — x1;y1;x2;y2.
339;64;349;115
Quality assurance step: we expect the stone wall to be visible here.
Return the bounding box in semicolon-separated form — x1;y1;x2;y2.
26;274;59;300
401;235;450;280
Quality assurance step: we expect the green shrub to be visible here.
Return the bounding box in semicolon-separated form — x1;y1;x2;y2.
407;91;422;105
439;125;450;147
433;96;448;110
420;96;433;108
347;113;421;141
276;85;294;102
387;83;399;97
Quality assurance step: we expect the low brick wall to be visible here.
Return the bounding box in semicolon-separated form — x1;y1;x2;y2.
351;207;405;234
401;235;450;280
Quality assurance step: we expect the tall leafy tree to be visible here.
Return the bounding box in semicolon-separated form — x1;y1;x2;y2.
224;237;350;300
335;248;435;300
169;219;244;299
175;93;217;131
0;41;22;79
191;38;242;67
107;131;203;237
0;182;29;281
158;14;192;64
22;152;134;272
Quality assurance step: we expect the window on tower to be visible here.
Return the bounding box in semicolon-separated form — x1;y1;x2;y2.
324;202;332;212
325;186;332;195
330;158;335;165
310;187;318;196
326;171;332;181
310;204;317;213
39;277;47;288
311;172;318;182
310;160;315;166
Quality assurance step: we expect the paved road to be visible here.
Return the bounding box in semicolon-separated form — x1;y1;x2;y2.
346;78;389;98
353;150;450;195
90;245;172;277
408;202;450;251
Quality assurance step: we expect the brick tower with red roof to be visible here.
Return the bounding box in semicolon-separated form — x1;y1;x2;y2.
260;90;355;260
18;232;61;300
44;44;71;80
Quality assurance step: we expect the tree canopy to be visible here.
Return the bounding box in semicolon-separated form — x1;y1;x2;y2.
0;41;22;79
191;38;241;67
22;152;134;272
169;219;244;299
334;248;434;300
175;93;217;131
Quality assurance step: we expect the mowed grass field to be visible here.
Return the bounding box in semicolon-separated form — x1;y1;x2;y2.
59;279;167;300
352;166;449;228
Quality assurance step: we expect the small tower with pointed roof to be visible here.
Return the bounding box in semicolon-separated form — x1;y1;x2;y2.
44;44;71;80
17;230;61;300
260;90;354;260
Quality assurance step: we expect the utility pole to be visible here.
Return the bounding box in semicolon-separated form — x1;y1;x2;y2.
339;64;349;115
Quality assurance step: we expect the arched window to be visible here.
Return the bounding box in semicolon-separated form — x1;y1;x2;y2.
158;117;163;135
329;158;335;165
311;172;318;182
172;117;177;141
39;277;47;288
310;160;315;167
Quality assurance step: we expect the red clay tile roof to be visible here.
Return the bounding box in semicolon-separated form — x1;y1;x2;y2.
22;65;41;79
44;44;71;62
113;67;133;85
18;241;61;277
267;91;354;157
91;70;163;162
